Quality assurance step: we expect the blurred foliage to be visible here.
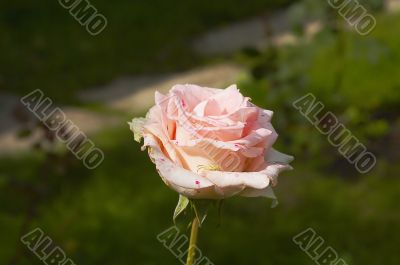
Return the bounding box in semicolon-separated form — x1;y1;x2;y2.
237;8;400;174
1;126;399;264
0;0;294;104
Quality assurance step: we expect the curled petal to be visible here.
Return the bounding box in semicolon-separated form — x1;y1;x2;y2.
232;127;276;148
260;162;293;186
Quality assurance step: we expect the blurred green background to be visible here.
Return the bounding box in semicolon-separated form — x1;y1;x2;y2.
1;0;399;264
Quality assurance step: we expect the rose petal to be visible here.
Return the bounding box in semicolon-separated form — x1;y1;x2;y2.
143;122;180;163
144;135;215;189
232;126;277;149
170;84;220;110
260;162;293;186
204;170;271;190
192;85;244;116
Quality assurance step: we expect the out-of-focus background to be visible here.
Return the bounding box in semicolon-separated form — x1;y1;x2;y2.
1;0;399;264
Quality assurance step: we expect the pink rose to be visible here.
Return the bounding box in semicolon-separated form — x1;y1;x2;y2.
129;84;293;200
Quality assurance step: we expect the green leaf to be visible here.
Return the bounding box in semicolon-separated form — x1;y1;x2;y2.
128;118;146;143
173;195;189;223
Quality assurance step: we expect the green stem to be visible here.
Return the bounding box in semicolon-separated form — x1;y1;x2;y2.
186;217;200;265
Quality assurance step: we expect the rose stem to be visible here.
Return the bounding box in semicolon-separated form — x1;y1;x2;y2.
186;216;200;265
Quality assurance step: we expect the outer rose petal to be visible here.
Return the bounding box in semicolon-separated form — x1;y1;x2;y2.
142;134;293;199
